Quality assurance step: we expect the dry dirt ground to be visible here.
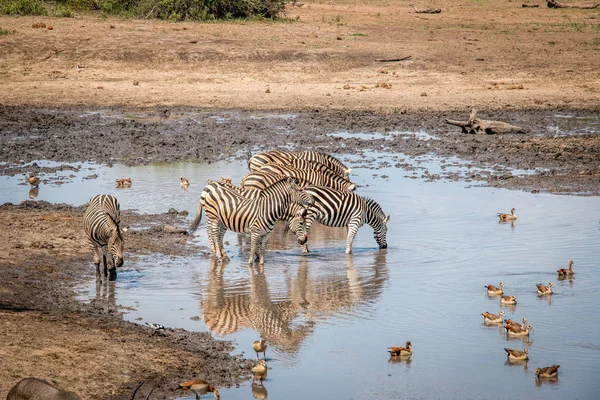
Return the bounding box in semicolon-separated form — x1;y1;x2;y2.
0;0;599;398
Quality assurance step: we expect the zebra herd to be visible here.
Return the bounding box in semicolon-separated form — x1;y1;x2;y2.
188;149;390;265
83;149;390;279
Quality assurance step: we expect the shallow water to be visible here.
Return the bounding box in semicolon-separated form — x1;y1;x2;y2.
3;152;599;399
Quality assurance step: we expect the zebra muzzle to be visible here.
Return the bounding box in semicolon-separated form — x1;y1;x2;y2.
115;257;124;268
298;235;308;245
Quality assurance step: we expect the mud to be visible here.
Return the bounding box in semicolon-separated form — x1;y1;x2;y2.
1;106;598;194
0;201;252;399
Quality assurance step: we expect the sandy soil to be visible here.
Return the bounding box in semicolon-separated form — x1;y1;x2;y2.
0;1;599;111
0;1;599;398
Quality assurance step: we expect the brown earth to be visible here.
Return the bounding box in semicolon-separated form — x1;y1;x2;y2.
0;1;599;398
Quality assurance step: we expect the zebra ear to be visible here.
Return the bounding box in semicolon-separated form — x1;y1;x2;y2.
384;215;390;224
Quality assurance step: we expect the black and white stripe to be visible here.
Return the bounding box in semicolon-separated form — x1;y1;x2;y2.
301;186;389;254
248;150;351;178
243;164;355;192
189;177;314;264
83;194;124;280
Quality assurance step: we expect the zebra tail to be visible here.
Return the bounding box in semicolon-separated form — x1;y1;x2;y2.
188;202;204;234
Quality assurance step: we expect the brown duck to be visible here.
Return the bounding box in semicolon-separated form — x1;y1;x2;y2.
180;177;190;187
505;317;527;330
505;323;533;337
535;365;560;379
485;282;504;296
27;173;40;187
179;379;220;400
116;178;132;188
500;295;517;305
557;260;574;276
252;360;268;385
498;208;517;222
504;347;529;361
388;341;412;357
537;282;553;295
481;310;505;324
253;339;268;360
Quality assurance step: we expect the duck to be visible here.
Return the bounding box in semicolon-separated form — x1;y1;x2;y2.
537;282;553;295
505;317;527;330
220;176;233;185
180;177;190;187
252;360;268;385
253;339;268;360
485;282;504;296
500;295;517;305
505;323;533;336
535;365;560;379
116;178;132;188
179;379;220;400
498;208;517;222
27;173;40;187
481;310;505;324
28;187;39;199
504;347;529;361
388;341;412;357
557;260;574;276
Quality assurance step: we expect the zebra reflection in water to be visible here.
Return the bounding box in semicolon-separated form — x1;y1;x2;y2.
200;251;388;355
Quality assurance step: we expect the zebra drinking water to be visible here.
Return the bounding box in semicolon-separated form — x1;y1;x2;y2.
297;186;389;254
188;177;314;265
83;194;124;280
248;150;352;179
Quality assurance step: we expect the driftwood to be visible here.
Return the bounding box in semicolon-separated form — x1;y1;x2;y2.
410;4;442;13
547;0;599;8
445;109;529;134
375;56;412;62
522;3;540;7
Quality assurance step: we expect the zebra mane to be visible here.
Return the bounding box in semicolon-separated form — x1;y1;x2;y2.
262;175;297;192
364;197;386;220
99;197;121;232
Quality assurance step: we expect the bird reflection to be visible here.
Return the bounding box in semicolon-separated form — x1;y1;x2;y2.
28;186;39;199
251;383;268;400
557;275;574;288
505;359;529;372
500;303;517;313
200;251;388;354
388;354;412;366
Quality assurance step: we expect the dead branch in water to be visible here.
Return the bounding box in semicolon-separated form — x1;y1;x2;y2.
547;0;598;8
409;4;442;13
445;109;529;134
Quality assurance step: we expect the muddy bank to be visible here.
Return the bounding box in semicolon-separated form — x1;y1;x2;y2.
1;106;598;194
0;201;252;400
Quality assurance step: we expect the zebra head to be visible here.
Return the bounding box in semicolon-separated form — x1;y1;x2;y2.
288;206;308;245
108;227;124;269
287;178;315;207
374;215;390;249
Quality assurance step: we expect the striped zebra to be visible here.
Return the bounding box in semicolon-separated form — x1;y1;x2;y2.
243;165;356;192
298;186;389;254
248;150;351;178
189;177;314;265
213;177;310;248
83;194;124;280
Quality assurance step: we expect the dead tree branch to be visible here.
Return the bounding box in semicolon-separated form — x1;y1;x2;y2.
547;0;598;8
409;4;442;13
445;109;529;134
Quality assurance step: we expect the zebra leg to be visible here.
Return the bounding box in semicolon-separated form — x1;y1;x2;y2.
89;239;102;277
207;218;222;258
217;223;229;261
248;232;261;265
258;232;272;265
345;219;362;254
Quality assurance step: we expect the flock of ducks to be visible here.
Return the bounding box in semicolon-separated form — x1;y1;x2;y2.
179;339;269;399
481;226;575;384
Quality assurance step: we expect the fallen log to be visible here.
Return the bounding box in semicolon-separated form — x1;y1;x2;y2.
410;4;442;13
547;0;598;8
445;109;529;134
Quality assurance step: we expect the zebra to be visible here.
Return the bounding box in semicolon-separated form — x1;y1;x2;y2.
213;177;310;249
188;177;314;265
297;186;389;254
243;164;356;192
83;194;125;280
248;150;351;179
